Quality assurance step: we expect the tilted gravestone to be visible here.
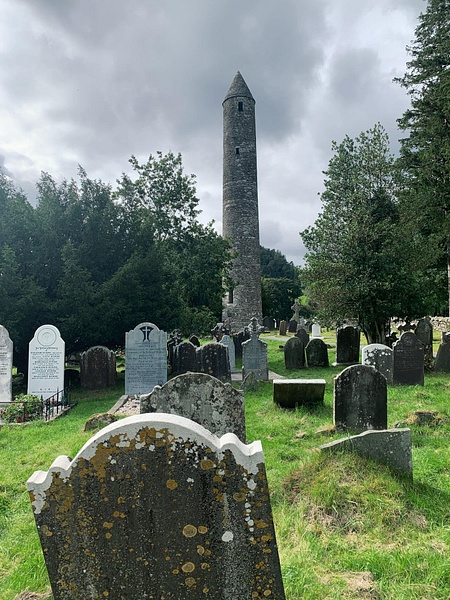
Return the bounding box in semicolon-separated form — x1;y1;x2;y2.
80;346;116;390
278;320;287;336
172;341;197;376
335;325;360;365
305;338;329;368
220;334;236;372
196;343;231;382
125;322;167;396
188;334;201;348
361;344;393;385
0;325;13;403
27;325;65;400
27;413;285;599
393;332;424;386
284;337;305;370
242;318;268;381
140;372;246;441
295;327;310;349
415;317;434;369
334;364;387;433
435;332;450;372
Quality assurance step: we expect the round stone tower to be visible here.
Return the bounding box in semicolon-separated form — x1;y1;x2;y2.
222;72;262;330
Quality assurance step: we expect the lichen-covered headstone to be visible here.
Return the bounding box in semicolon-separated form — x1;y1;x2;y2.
334;364;387;433
140;372;246;441
361;344;393;385
393;332;424;386
415;317;433;369
335;325;360;365
242;318;268;381
278;320;287;336
284;337;305;370
172;341;197;376
125;322;167;396
305;338;329;368
196;343;231;382
0;325;13;403
80;346;116;390
27;325;65;400
27;414;285;599
435;332;450;372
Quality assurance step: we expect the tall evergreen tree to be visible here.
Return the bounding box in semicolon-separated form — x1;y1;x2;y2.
395;0;450;315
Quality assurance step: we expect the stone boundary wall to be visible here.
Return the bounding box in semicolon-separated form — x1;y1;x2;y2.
430;317;450;332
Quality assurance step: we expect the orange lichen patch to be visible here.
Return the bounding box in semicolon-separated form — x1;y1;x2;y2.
166;479;178;490
105;532;112;539
182;562;196;573
233;491;247;502
117;496;125;504
201;563;210;570
185;577;196;587
255;520;269;529
198;526;208;534
197;545;205;555
200;459;215;470
172;568;179;575
261;534;273;542
41;525;53;537
263;590;272;597
102;592;109;597
103;522;114;529
183;524;198;538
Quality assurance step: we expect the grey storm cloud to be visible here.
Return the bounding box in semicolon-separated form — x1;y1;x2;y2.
0;0;425;265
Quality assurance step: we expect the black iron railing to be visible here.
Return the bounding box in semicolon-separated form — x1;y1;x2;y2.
42;387;73;421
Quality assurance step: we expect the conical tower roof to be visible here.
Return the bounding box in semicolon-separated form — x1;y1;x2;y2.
223;71;255;104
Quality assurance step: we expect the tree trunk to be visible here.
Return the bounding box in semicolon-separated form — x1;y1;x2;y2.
362;320;389;345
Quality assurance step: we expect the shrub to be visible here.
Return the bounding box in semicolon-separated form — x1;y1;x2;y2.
0;394;42;423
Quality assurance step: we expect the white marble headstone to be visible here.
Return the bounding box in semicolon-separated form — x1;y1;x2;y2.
0;325;13;403
311;323;322;338
27;325;65;400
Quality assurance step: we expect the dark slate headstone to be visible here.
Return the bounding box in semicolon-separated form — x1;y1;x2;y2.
140;372;246;441
27;414;286;600
80;346;116;390
262;316;276;331
196;342;231;382
233;329;250;359
361;344;393;385
305;338;329;368
434;332;450;372
284;337;305;370
278;320;287;336
288;319;298;333
167;330;183;371
335;325;360;365
188;334;201;348
295;327;310;348
334;364;387;433
172;341;197;376
393;332;424;386
415;317;434;369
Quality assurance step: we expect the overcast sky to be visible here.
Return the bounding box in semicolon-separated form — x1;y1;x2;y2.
0;0;424;265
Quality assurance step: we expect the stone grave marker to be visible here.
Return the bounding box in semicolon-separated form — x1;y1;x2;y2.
415;317;433;368
172;341;197;376
0;325;13;403
220;334;236;372
393;332;424;386
188;334;201;347
80;346;116;390
295;327;310;348
196;343;231;382
125;322;167;396
335;325;360;365
233;328;250;359
305;338;329;368
242;318;268;381
311;323;322;338
334;364;387;433
262;316;276;331
435;332;450;372
278;320;287;336
27;413;285;599
167;330;183;372
27;325;65;400
361;344;393;385
140;372;246;441
288;319;298;333
284;337;305;370
273;379;325;408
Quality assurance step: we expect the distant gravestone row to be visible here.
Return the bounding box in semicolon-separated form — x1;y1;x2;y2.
284;337;329;369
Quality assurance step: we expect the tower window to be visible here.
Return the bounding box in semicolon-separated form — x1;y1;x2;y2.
235;147;240;155
228;288;234;303
238;101;243;112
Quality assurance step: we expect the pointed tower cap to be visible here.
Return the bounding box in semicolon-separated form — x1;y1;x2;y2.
223;71;255;104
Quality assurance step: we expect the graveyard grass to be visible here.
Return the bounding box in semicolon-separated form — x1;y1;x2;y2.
1;334;449;600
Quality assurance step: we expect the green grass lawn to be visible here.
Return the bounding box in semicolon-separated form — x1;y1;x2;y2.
1;336;449;599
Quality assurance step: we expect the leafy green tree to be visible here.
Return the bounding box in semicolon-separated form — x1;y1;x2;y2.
260;246;297;280
301;124;418;344
261;277;302;322
395;0;450;315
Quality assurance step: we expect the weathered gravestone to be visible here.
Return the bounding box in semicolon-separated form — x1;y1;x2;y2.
334;364;387;433
295;327;310;349
167;330;183;372
311;323;322;338
220;334;236;372
140;372;246;441
393;332;424;386
80;346;116;390
188;334;201;348
196;343;231;382
172;341;197;376
273;379;325;408
242;318;268;381
435;332;450;372
361;344;393;385
125;322;167;396
262;316;276;331
0;325;13;403
27;413;286;599
284;337;305;370
305;338;329;368
233;329;250;359
278;320;287;336
288;319;298;333
415;317;434;369
335;325;360;365
27;325;65;400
